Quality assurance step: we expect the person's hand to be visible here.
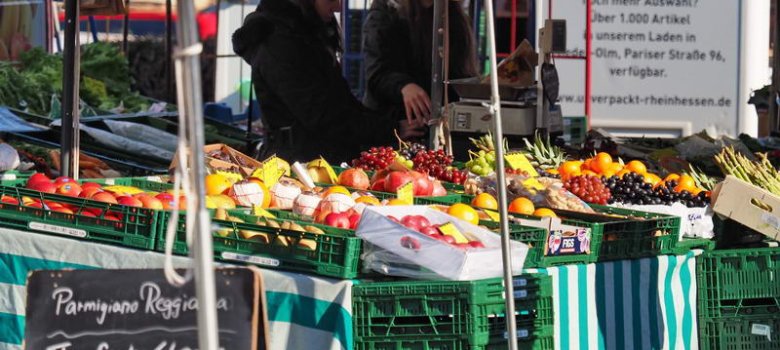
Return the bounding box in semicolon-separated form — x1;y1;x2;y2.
397;120;426;140
401;83;431;127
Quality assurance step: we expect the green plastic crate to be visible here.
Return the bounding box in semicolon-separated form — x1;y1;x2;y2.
156;210;363;279
697;247;780;319
0;185;159;249
660;237;715;256
84;176;173;192
352;275;553;349
699;315;780;350
480;220;591;267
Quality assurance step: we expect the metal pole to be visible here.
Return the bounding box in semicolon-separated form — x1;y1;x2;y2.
585;0;592;126
122;0;131;54
429;0;445;151
771;0;780;134
166;0;174;103
484;0;518;348
174;0;219;348
61;0;80;179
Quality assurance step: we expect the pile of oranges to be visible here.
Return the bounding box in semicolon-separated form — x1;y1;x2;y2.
557;152;706;195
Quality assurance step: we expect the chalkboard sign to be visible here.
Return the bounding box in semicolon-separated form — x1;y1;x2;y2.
24;268;268;350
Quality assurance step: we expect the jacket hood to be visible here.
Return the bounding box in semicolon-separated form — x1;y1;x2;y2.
232;0;306;63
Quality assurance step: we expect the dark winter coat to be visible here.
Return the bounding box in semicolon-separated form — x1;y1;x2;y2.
232;0;397;163
362;0;475;120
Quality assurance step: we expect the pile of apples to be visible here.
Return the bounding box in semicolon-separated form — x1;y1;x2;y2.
370;169;447;197
389;214;485;249
0;173;187;215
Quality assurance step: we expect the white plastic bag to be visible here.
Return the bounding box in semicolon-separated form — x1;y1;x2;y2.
610;202;714;239
356;206;529;280
0;143;20;171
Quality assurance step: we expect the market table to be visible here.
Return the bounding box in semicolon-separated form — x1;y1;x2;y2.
0;226;701;350
0;227;353;350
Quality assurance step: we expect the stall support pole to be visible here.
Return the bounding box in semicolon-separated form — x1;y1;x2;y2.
122;0;130;54
771;2;780;134
61;0;80;179
483;0;518;348
429;0;445;151
174;0;219;348
166;0;174;103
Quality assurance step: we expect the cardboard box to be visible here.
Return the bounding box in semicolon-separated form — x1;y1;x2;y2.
481;39;538;87
170;143;262;177
712;176;780;241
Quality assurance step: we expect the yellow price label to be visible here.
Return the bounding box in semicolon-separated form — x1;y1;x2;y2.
396;181;414;204
215;169;244;184
251;155;284;187
482;209;501;222
438;222;469;243
522;177;545;190
252;205;276;218
504;152;539;177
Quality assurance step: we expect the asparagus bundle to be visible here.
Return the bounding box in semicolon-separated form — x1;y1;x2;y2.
714;146;780;195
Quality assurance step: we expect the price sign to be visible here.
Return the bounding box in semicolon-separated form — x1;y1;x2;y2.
396;182;414;204
252;205;276;218
437;222;469;243
504;152;539;177
251;155;284;187
482;209;501;222
215;169;244;184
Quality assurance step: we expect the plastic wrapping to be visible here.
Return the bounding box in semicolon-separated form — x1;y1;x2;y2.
356;206;529;281
466;173;593;213
0;143;20;172
104;119;178;152
610;202;714;239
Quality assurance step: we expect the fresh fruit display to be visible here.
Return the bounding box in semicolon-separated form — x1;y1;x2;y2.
714;146;780;195
412;149;455;179
465;150;496;176
563;175;612;205
389;214;485;249
397;142;427;161
351;146;396;171
604;173;709;207
523;131;567;172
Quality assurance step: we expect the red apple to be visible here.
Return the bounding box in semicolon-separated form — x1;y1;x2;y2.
80;182;103;190
383;171;414;193
103;214;121;221
53;207;74;214
26;201;44;209
138;196;164;210
56;182;82;197
79;210;97;217
468;241;485;249
0;195;19;205
401;215;431;231
348;213;361;230
387;215;401;224
79;187;103;198
155;193;176;210
371;178;386;192
435;234;456;244
117;196;144;207
26;173;51;186
455;243;471;249
419;226;440;236
412;175;434;196
91;192;118;204
28;181;57;194
324;212;351;229
54;176;77;185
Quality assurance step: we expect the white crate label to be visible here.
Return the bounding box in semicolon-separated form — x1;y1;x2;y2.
1;174;16;180
514;289;528;299
145;176;164;183
513;278;528;287
751;323;772;341
221;252;280;267
29;222;87;238
504;328;530;339
761;213;780;230
104;179;116;185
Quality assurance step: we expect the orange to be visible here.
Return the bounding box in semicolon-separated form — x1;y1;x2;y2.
559;161;582;177
355;195;381;206
591;152;613;174
205;174;233;196
447;203;480;225
247;178;273;208
664;173;681;182
616;169;632;178
581;158;593;171
471;193;498;210
691;188;703;196
508;197;535;215
675;174;697;193
533;208;557;218
609;163;624;173
324;185;351;197
582;170;598;177
625;160;647;174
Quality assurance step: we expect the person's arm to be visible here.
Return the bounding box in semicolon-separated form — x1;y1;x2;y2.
362;9;415;104
255;34;401;146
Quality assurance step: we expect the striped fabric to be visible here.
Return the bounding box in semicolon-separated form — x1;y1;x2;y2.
525;251;701;350
0;227;353;350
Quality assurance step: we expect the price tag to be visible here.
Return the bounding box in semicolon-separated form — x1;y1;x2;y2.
751;323;772;341
483;209;501;221
252;205;276;218
251;155;284;187
504;152;539;177
522;177;545;190
215;169;243;184
396;182;414;204
438;222;469;243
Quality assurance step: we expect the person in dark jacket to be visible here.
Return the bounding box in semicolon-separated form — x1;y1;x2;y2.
232;0;424;163
362;0;478;126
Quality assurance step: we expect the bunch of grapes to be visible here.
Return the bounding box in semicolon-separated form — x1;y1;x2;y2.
351;147;396;171
399;143;427;160
563;175;612;205
604;173;709;207
437;168;468;184
413;149;454;179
